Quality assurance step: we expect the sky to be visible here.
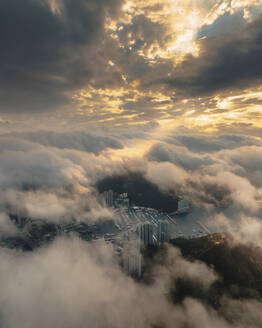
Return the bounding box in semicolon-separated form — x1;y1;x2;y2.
0;0;262;131
0;1;262;327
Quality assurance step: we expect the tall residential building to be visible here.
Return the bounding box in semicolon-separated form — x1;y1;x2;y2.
122;238;142;278
157;221;169;243
123;251;142;278
114;193;130;208
136;222;154;246
103;190;114;207
177;198;191;213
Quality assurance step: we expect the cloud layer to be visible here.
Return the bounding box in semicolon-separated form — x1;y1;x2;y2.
0;0;123;112
1;0;262;132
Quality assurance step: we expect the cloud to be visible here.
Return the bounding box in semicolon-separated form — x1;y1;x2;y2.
2;0;262;128
216;145;262;187
165;13;262;97
145;160;188;190
146;142;215;171
0;134;126;224
167;133;262;153
140;130;262;212
0;139;88;190
0;0;123;112
0;237;214;328
0;213;20;237
210;213;262;247
0;134;125;191
2;127;258;220
0;236;261;327
2;130;123;154
153;245;218;290
144;158;262;211
0;125;261;327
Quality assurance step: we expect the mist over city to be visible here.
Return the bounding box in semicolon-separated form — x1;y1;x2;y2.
0;0;262;327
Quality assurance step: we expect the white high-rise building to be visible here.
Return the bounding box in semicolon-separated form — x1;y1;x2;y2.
177;199;190;212
123;251;142;278
103;190;114;207
136;223;154;246
123;239;142;278
157;221;169;243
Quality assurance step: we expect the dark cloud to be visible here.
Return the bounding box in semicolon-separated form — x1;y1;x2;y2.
0;0;123;112
2;1;262;115
166;134;262;153
146;142;215;170
197;12;247;39
165;13;262;96
116;14;166;55
2;130;123;154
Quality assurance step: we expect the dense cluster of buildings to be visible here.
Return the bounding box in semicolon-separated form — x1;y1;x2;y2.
103;190;130;208
136;221;169;246
1;190;210;277
9;190;204;279
101;190;173;277
122;221;170;277
100;190;211;278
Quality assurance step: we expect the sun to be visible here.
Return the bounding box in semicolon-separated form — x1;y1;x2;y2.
217;99;231;110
